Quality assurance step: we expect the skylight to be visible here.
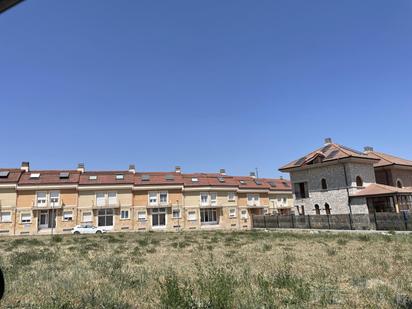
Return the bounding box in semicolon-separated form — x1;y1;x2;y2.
30;173;40;179
255;180;262;185
269;181;276;187
142;175;150;181
282;181;290;187
218;177;225;183
239;180;246;185
59;172;70;179
191;177;198;182
116;174;124;180
0;171;10;178
165;174;174;181
89;175;97;180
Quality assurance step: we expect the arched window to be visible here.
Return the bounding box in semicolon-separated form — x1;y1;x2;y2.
325;203;331;215
314;204;320;215
397;180;403;188
321;178;327;190
356;176;363;187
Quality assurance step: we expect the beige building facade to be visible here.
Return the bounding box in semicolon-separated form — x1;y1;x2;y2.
0;163;293;236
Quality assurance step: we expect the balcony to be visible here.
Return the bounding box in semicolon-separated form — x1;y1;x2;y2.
92;199;121;209
147;202;172;209
32;200;63;210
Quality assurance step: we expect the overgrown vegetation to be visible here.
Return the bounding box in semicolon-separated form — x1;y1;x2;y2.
0;230;411;308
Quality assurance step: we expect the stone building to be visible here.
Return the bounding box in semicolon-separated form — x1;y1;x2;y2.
279;139;412;216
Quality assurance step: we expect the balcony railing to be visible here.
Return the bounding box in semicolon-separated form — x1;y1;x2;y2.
92;199;121;209
32;200;63;209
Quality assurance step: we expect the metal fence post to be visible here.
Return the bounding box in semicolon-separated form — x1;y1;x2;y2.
263;215;267;229
307;215;311;229
291;214;294;228
349;213;353;230
373;211;378;230
276;214;279;228
327;214;331;229
403;211;408;230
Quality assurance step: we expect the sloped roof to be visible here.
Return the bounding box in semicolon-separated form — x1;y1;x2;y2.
19;170;80;186
0;168;23;184
279;143;378;172
366;151;412;168
80;171;134;185
350;183;412;197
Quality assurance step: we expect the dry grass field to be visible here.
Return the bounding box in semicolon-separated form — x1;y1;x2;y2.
0;230;411;308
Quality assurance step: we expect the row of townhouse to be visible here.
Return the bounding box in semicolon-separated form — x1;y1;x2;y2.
0;163;293;235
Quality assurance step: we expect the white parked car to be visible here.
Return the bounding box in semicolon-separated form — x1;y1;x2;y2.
72;224;107;234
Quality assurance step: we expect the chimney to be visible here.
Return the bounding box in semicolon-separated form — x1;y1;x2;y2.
219;168;226;176
249;172;256;179
175;166;181;174
77;163;85;173
324;137;333;145
20;161;30;172
128;164;136;174
364;146;374;153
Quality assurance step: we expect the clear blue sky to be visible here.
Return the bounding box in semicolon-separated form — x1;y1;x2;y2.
1;0;411;177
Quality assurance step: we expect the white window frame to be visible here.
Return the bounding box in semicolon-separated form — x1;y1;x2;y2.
108;192;117;206
36;191;47;207
187;210;197;221
229;208;237;218
82;211;92;223
149;192;158;206
62;211;73;221
159;191;168;205
21;212;32;223
247;194;260;206
210;192;217;206
137;210;147;221
200;192;209;206
240;209;248;219
172;208;181;219
228;192;236;202
50;191;60;207
120;209;130;220
0;211;12;223
96;192;106;207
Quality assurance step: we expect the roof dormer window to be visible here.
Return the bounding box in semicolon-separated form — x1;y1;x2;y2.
0;171;10;178
116;174;124;180
59;172;70;179
89;175;97;180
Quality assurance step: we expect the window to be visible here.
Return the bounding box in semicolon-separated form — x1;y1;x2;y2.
321;178;327;190
188;210;197;221
30;173;40;179
240;209;248;219
141;174;150;181
116;174;124;180
152;208;166;227
96;192;105;207
0;171;10;178
228;192;235;202
50;191;60;206
149;192;157;205
120;209;130;219
172;208;181;219
200;192;208;205
356;176;363;187
314;204;320;215
294;182;308;199
36;192;47;206
200;208;218;224
325;203;331;215
397;180;403;188
59;172;69;179
210;192;217;206
108;192;117;205
63;211;73;221
89;175;97;180
98;208;114;227
1;211;11;222
137;211;147;221
82;211;92;222
21;213;31;223
229;208;236;218
191;177;199;182
247;194;260;206
159;192;168;205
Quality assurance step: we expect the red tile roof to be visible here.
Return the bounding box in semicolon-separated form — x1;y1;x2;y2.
350;183;412;197
0;168;23;184
18;170;80;186
79;171;134;185
279;143;378;172
366;151;412;168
